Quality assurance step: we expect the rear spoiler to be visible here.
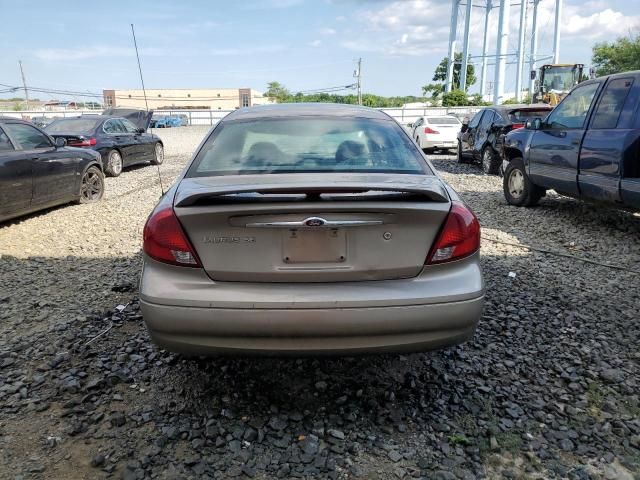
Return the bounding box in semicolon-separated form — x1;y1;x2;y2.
175;178;450;207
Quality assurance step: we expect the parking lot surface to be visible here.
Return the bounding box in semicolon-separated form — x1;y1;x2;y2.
0;126;638;479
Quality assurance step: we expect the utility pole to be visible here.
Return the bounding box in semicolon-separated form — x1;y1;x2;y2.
19;61;29;111
355;58;362;105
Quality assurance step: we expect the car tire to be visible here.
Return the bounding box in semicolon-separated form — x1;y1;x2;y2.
503;157;544;207
481;146;501;175
78;166;104;204
152;143;164;165
104;149;123;177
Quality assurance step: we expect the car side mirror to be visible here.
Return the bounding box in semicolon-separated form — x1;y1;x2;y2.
55;137;67;147
525;118;542;130
136;127;145;134
460;123;469;132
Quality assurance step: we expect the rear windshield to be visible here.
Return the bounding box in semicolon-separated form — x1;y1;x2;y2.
426;117;461;125
508;109;550;122
187;117;430;177
45;118;100;133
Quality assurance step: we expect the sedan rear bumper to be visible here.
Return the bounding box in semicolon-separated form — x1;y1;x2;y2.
140;256;484;355
142;297;483;355
422;139;458;149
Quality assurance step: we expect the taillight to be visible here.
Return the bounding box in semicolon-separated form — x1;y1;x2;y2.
424;127;440;134
68;137;97;147
511;123;524;130
426;201;480;264
143;207;201;267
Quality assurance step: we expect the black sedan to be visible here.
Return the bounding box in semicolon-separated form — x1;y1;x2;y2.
45;115;163;177
457;104;552;175
0;117;104;223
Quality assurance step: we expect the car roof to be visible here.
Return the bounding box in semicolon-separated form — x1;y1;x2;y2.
0;116;31;124
597;70;640;82
224;103;392;121
491;104;552;112
53;115;113;122
423;115;461;119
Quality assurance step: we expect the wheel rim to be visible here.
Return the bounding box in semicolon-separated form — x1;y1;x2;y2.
81;170;102;201
483;149;492;172
508;169;525;198
155;143;164;163
110;151;122;174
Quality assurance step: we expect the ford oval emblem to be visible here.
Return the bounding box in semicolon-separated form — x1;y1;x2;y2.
305;217;326;227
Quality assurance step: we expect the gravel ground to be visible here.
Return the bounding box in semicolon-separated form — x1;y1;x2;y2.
0;126;639;480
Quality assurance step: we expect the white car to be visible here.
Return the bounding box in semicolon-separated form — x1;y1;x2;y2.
410;115;462;153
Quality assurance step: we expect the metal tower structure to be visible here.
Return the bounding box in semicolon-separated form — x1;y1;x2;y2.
444;0;563;104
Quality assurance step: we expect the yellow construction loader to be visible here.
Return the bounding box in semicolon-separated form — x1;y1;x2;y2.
531;64;585;106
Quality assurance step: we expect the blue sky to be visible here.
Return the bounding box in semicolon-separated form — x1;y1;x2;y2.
0;0;638;101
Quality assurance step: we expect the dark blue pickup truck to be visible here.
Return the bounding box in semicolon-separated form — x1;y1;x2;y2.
501;71;640;210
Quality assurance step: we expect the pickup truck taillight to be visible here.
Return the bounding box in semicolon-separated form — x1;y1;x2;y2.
424;127;440;134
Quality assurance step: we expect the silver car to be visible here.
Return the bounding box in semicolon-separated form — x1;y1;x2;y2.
140;103;484;355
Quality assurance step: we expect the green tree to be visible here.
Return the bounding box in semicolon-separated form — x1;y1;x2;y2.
265;82;433;107
422;83;444;101
468;93;491;106
12;102;24;111
265;81;291;102
592;33;640;76
422;52;476;102
425;52;476;92
442;89;468;107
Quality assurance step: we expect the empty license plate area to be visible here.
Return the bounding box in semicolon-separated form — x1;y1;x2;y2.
282;228;346;263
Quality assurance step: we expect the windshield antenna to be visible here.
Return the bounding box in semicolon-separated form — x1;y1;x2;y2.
131;23;164;196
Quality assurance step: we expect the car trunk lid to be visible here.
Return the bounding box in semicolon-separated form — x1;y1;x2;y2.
425;118;460;143
173;173;451;282
102;108;154;130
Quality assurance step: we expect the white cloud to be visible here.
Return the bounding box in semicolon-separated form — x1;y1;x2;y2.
340;0;457;56
339;0;640;58
553;5;640;41
271;0;304;7
308;39;322;47
319;27;337;35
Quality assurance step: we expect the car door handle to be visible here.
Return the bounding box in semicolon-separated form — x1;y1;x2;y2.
571;139;580;145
